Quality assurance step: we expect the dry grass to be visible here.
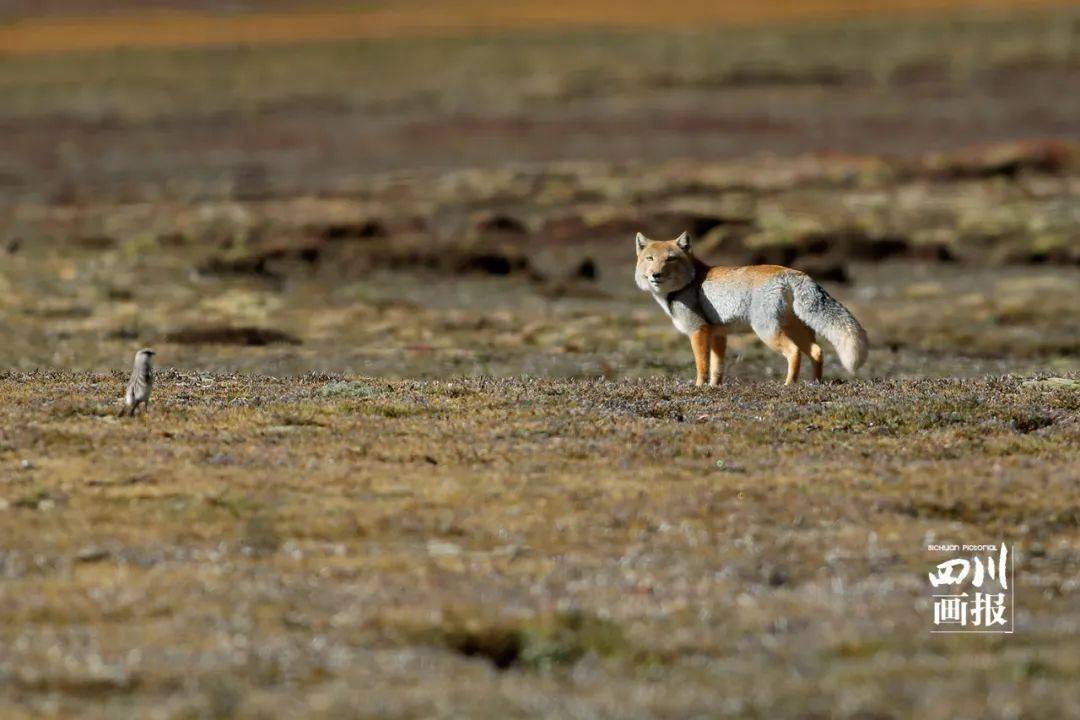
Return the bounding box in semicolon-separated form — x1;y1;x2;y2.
3;8;1078;208
2;0;1071;56
0;372;1077;718
2;154;1078;378
2;8;1079;717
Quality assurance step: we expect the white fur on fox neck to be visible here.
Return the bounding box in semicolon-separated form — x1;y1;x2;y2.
651;291;698;335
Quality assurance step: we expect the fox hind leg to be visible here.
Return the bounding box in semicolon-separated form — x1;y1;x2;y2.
785;320;823;382
751;309;802;385
809;343;823;381
780;336;801;385
757;330;802;385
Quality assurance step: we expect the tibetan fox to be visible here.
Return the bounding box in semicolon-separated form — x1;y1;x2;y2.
635;232;868;385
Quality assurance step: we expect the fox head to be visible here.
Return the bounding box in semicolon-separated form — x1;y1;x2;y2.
635;231;696;294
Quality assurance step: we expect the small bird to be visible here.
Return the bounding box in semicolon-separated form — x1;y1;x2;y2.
120;348;155;417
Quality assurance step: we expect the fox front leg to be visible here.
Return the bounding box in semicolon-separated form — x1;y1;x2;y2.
709;328;727;386
689;326;712;387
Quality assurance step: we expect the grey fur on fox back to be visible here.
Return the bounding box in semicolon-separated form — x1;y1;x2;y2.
635;231;868;385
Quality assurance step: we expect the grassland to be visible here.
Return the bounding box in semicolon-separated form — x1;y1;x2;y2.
2;9;1080;201
1;4;1079;718
2;0;1072;55
1;372;1077;718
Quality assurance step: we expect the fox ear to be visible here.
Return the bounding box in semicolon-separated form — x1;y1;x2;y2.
635;232;649;254
675;231;692;252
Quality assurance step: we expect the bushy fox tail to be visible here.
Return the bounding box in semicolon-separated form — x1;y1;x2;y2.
787;272;868;373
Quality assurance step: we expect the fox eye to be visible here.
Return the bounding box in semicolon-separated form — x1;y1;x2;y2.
664;256;676;262
645;255;654;261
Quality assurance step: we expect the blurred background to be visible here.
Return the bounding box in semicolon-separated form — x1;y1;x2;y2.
1;6;1078;719
1;0;1077;378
